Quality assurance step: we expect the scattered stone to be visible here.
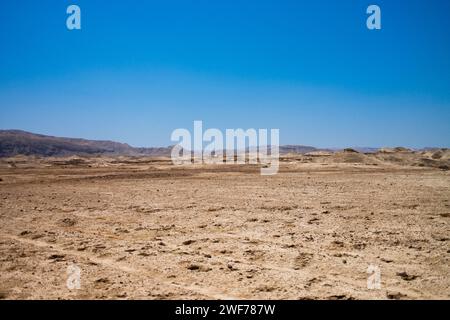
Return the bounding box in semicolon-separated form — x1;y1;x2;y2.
60;218;76;227
332;241;344;247
305;278;319;288
227;263;238;271
0;290;8;299
138;252;152;257
387;291;407;300
92;244;106;253
187;264;212;272
256;285;276;292
328;294;355;300
48;254;65;261
207;207;224;212
397;272;418;281
95;278;110;284
434;236;449;242
353;243;366;250
187;264;200;271
307;218;320;224
294;252;313;269
182;240;196;246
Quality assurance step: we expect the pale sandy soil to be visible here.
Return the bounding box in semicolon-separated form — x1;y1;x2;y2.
0;155;449;300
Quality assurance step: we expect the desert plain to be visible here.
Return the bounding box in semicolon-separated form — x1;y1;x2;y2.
0;149;449;300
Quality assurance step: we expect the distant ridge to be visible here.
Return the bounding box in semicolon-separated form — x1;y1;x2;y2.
1;129;445;158
0;130;327;157
0;130;172;157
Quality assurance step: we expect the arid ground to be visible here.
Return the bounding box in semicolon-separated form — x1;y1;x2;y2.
0;150;449;300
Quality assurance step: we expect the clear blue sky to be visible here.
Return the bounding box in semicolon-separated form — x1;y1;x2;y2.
0;0;449;148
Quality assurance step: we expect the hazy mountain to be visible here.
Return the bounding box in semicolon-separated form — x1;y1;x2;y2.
278;145;321;154
0;130;329;157
0;130;172;157
4;129;441;158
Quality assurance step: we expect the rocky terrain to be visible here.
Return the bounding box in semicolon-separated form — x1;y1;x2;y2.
0;150;449;300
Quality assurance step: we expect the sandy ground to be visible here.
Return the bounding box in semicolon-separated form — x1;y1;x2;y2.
0;155;449;300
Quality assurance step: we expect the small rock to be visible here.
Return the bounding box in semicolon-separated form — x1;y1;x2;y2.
0;290;8;299
187;264;200;271
332;241;344;247
95;278;110;284
227;263;238;271
138;252;152;257
353;243;366;250
397;272;418;281
48;254;65;261
307;218;320;224
328;294;355;300
387;291;407;300
187;264;212;272
60;218;76;227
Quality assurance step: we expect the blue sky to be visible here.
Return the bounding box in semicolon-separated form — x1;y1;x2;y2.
0;0;449;148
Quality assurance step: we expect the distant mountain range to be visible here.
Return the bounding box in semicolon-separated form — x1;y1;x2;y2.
0;129;440;158
0;130;172;157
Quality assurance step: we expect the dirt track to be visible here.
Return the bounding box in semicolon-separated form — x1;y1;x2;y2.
0;156;449;300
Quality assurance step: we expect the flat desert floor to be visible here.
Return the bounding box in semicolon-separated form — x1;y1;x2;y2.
0;154;449;300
